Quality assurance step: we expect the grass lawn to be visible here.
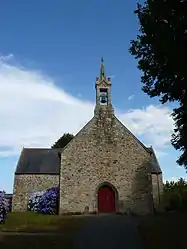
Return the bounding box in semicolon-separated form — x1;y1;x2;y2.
0;212;85;249
139;212;187;249
0;211;84;232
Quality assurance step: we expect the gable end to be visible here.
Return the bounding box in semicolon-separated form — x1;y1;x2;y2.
115;116;150;154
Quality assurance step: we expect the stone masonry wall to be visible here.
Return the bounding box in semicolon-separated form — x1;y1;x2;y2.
12;174;59;211
152;173;164;211
60;108;154;215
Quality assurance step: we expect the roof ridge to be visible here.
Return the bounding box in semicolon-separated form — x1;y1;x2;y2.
23;148;61;151
23;148;51;150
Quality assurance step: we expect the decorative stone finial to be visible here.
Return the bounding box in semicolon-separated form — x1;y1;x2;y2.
100;57;106;80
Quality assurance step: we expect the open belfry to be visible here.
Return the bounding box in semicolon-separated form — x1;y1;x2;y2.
12;58;163;214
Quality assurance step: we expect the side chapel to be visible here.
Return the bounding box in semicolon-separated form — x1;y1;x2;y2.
12;58;163;214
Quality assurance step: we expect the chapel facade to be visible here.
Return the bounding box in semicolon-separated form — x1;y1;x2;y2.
12;59;163;214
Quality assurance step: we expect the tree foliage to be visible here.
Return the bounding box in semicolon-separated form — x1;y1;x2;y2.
163;178;187;211
51;133;74;149
129;0;187;167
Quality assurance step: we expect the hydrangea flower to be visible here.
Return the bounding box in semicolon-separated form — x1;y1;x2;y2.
0;191;9;223
27;190;46;212
27;187;59;215
39;187;59;214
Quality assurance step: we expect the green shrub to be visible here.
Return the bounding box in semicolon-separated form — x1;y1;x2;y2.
163;178;187;211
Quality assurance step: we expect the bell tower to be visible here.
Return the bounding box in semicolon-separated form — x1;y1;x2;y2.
94;57;114;115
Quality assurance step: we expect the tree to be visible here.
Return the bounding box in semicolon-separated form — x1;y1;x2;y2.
129;0;187;168
51;133;74;149
163;178;187;211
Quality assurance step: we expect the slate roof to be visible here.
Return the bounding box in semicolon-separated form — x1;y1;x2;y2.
15;148;61;174
15;145;161;175
148;147;162;174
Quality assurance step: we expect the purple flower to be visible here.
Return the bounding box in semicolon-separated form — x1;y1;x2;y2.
0;191;9;223
27;187;59;215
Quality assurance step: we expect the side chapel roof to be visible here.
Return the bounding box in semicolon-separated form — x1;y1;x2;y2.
15;148;61;174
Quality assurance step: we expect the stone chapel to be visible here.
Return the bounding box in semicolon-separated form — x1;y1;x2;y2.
12;59;163;215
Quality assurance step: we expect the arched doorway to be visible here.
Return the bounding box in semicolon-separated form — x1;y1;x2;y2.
98;184;116;213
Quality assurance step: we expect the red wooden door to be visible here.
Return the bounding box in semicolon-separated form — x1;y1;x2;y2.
98;186;116;213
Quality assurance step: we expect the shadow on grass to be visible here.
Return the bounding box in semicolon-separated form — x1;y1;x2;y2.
138;212;187;249
0;235;73;249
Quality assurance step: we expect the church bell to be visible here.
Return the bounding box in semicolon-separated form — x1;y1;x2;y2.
101;96;107;104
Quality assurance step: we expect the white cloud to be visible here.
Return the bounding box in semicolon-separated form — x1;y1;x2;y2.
0;55;94;157
0;54;174;158
118;105;174;150
127;94;135;101
0;54;14;62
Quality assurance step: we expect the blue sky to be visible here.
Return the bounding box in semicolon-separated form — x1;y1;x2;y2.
0;0;186;193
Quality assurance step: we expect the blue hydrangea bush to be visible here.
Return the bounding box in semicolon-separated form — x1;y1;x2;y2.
0;191;9;224
28;187;59;215
27;190;46;212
